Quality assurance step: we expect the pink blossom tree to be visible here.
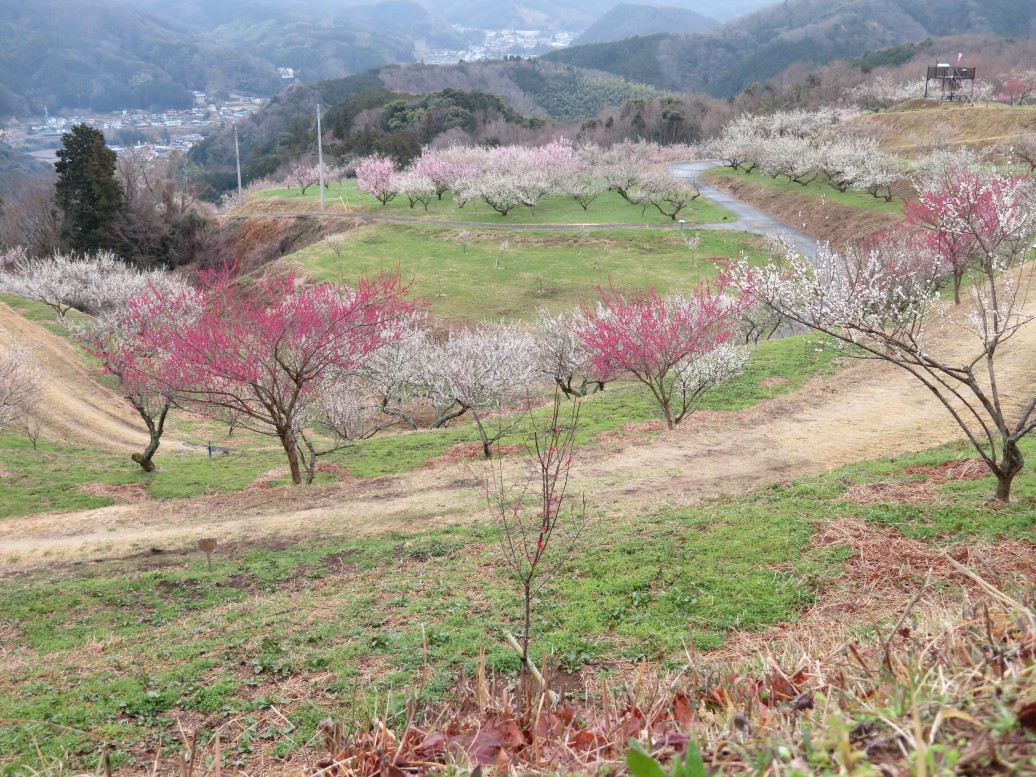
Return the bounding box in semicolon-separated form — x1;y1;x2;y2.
904;168;1036;304
355;155;399;206
577;285;747;430
287;163;320;195
73;282;200;471
141;271;416;485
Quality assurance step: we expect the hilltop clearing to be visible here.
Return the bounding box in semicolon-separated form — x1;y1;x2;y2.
835;102;1036;155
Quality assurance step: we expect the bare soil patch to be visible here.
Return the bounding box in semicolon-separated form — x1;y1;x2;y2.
428;443;523;468
0;302;149;451
707;177;899;247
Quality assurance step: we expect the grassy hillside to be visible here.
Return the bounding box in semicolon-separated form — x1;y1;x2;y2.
837;102;1036;155
1;432;1031;772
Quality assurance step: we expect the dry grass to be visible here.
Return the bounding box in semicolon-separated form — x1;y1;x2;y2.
840;104;1036;156
64;520;1028;776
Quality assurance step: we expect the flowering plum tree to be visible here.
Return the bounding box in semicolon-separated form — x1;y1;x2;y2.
73;281;200;471
723;224;1036;502
394;171;437;211
287;163;320;195
142;271;416;484
426;322;539;457
0;251;185;318
904;168;1036;304
355;155;399;205
577;285;747;430
534;309;606;398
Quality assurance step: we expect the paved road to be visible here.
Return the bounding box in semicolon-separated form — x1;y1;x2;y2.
224;162;821;258
669;161;820;258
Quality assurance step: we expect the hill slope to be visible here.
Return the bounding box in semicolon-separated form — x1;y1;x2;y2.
0;302;148;451
0;0;282;115
574;4;719;45
544;0;1036;95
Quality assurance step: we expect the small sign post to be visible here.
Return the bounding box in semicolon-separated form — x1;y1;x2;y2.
197;537;217;570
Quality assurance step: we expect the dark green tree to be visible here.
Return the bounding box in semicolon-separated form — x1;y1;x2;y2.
54;124;123;252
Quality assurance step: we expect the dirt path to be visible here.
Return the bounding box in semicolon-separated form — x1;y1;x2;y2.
4;294;1034;569
0;302;150;451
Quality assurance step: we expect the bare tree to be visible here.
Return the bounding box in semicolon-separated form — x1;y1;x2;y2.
484;389;588;666
0;345;42;436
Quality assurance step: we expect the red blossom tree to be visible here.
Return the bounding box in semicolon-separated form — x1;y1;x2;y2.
76;283;199;472
904;167;1036;304
577;285;746;430
141;270;416;484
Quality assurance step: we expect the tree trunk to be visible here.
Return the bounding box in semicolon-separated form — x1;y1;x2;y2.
131;401;169;473
994;441;1024;502
280;431;303;485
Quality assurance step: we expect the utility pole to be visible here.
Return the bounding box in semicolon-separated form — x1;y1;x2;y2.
317;103;325;213
234;124;243;206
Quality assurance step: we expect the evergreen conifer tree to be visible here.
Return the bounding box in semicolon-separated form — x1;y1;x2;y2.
54;123;123;252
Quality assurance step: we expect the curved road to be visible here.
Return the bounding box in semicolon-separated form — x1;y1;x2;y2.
223;162;820;258
669;161;820;258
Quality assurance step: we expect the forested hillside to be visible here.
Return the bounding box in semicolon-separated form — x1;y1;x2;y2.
189;61;672;194
0;0;281;115
544;0;1036;95
573;4;718;45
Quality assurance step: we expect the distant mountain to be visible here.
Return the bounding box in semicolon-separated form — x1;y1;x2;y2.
0;0;281;116
124;0;428;81
544;0;1036;96
403;0;774;27
126;0;776;30
574;4;719;45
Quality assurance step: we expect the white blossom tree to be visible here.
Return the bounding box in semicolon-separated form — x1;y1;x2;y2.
425;323;540;458
723;223;1036;502
395;171;437;211
534;309;606;398
0;251;186;318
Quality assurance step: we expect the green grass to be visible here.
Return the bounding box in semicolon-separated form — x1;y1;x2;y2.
0;334;844;518
1;435;1032;773
287;224;767;323
704;165;906;216
257;182;735;226
0;293;90;341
